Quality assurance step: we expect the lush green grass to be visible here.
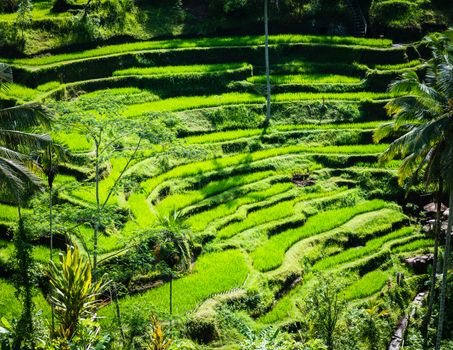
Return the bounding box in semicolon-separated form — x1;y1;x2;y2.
141;144;389;196
103;249;248;318
251;200;389;272
155;170;274;216
272;91;393;103
184;122;382;144
123;92;393;115
0;278;51;321
217;188;346;239
371;60;422;70
248;74;362;85
392;238;434;253
217;198;298;239
37;81;62;92
343;269;389;300
123;93;261;115
113;63;251;76
0;83;41;102
9;34;393;67
312;227;413;271
53;131;93;152
0;203;22;223
186;182;293;232
0;1;70;22
79;87;159;105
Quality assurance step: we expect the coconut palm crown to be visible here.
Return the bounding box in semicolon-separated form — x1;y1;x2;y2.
0;63;52;198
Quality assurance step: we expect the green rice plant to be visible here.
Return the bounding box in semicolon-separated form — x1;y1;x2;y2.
79;87;159;106
186;182;293;232
141;144;389;196
272;91;394;103
217;198;298;239
275;122;382;131
248;74;362;85
251;199;389;272
343;269;389;300
0;203;22;224
184;122;382;144
0;83;40;102
11;35;393;67
216;188;345;239
53;131;93;152
123;92;393;115
312;227;413;271
128;193;154;228
155;171;274;216
101;249;248;318
123;93;262;115
113;63;250;76
267;61;367;76
392;239;434;253
0;278;51;321
371;60;422;70
36;81;61;92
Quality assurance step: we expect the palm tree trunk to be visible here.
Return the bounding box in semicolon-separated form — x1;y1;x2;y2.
170;275;173;316
423;180;443;343
49;183;56;338
264;0;271;126
93;141;100;278
435;188;453;350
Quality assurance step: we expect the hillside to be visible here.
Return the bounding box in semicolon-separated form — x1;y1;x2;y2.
0;0;452;55
0;1;452;350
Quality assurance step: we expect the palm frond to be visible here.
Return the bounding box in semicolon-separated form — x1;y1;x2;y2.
0;130;51;151
0;103;53;129
0;157;42;198
0;63;12;88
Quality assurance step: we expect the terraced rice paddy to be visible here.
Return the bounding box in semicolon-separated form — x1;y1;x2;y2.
0;32;432;344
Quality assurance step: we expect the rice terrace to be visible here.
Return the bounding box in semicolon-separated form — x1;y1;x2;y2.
0;0;452;349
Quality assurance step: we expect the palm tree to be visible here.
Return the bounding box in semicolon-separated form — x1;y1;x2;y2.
36;142;68;261
154;209;192;317
0;63;52;198
0;62;52;348
374;30;453;349
35;142;68;337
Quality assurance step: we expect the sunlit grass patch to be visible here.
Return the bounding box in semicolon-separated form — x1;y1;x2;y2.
113;63;251;76
251;199;389;272
392;238;434;253
155;171;274;216
248;74;362;85
142;144;388;196
186;182;293;232
123;92;393;115
0;278;51;321
312;227;413;271
102;249;249;317
10;34;393;67
343;269;389;300
184;122;382;144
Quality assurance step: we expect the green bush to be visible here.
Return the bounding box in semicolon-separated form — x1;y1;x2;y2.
369;0;447;40
186;316;219;344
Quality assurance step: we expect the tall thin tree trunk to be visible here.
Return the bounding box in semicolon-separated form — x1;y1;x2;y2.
49;182;55;337
264;0;271;126
435;188;453;350
93;141;100;278
13;205;35;350
112;283;125;341
423;180;443;343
